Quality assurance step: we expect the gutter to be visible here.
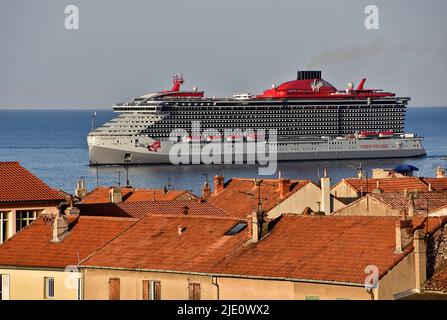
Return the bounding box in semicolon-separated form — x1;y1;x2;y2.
79;265;364;288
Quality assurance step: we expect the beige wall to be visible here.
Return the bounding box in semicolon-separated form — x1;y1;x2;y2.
82;268;372;300
0;267;81;300
333;197;400;217
267;184;345;219
83;269;216;300
377;252;417;300
331;182;359;204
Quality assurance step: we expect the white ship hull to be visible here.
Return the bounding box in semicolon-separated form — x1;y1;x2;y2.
88;135;426;165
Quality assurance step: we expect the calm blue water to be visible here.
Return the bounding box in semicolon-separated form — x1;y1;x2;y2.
0;108;446;195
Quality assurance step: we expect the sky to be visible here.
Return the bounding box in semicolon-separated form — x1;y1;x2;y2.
1;0;446;109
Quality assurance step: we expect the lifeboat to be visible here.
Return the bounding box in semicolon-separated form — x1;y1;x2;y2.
358;131;378;139
378;130;394;138
205;135;223;143
226;135;243;142
245;133;265;142
182;136;201;143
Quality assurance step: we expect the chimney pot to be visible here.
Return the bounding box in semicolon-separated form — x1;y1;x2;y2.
436;166;446;178
278;178;291;199
395;219;413;253
320;171;331;214
109;186;122;203
201;181;212;199
213;175;224;195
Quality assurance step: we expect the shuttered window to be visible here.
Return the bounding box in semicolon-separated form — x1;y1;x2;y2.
142;280;161;300
188;283;201;300
109;278;120;300
44;277;54;299
1;274;10;300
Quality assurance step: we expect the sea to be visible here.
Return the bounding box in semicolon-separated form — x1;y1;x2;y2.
0;107;446;195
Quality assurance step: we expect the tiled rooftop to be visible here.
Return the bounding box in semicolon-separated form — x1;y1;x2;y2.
81;215;249;273
80;186;195;204
212;215;413;284
0;161;64;204
371;191;447;216
420;178;447;191
340;177;430;194
0;215;137;268
208;177;311;218
77;200;231;219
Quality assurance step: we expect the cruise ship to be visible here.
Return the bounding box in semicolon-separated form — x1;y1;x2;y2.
87;70;426;165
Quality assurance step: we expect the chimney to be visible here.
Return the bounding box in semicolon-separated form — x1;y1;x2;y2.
395;219;414;253
213;175;224;195
178;225;185;235
428;183;432;192
201;181;212;199
278;178;291;199
320;168;331;214
109;186;122;203
64;197;80;218
52;213;69;242
413;229;427;290
436;166;446;178
75;177;87;198
372;180;383;194
249;210;268;242
403;189;408;198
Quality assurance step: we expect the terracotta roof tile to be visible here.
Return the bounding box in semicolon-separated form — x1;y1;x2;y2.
371;191;447;216
81;187;195;204
420;178;447;191
342;177;429;194
208;178;311;218
425;267;447;293
0;216;136;268
212;215;412;284
77;200;230;219
81;215;248;273
0;162;64;203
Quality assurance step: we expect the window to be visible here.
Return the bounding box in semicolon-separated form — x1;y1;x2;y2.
1;274;10;300
0;211;8;243
189;283;201;300
16;210;39;232
44;277;55;299
142;280;161;300
225;222;247;235
109;278;120;300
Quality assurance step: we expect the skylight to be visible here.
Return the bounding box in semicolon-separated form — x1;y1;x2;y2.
225;222;247;236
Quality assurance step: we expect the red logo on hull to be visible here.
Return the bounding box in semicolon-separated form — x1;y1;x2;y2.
148;141;161;152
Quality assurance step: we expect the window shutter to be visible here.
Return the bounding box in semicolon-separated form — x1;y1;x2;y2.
2;275;10;300
109;278;120;300
154;281;161;300
189;283;200;300
142;280;149;300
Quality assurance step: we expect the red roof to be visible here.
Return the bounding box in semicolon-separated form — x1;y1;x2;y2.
212;215;412;284
420;178;447;191
339;177;430;194
81;187;195;204
371;191;447;216
77;200;230;219
0;162;64;204
208;178;311;218
81;215;248;273
0;216;136;269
